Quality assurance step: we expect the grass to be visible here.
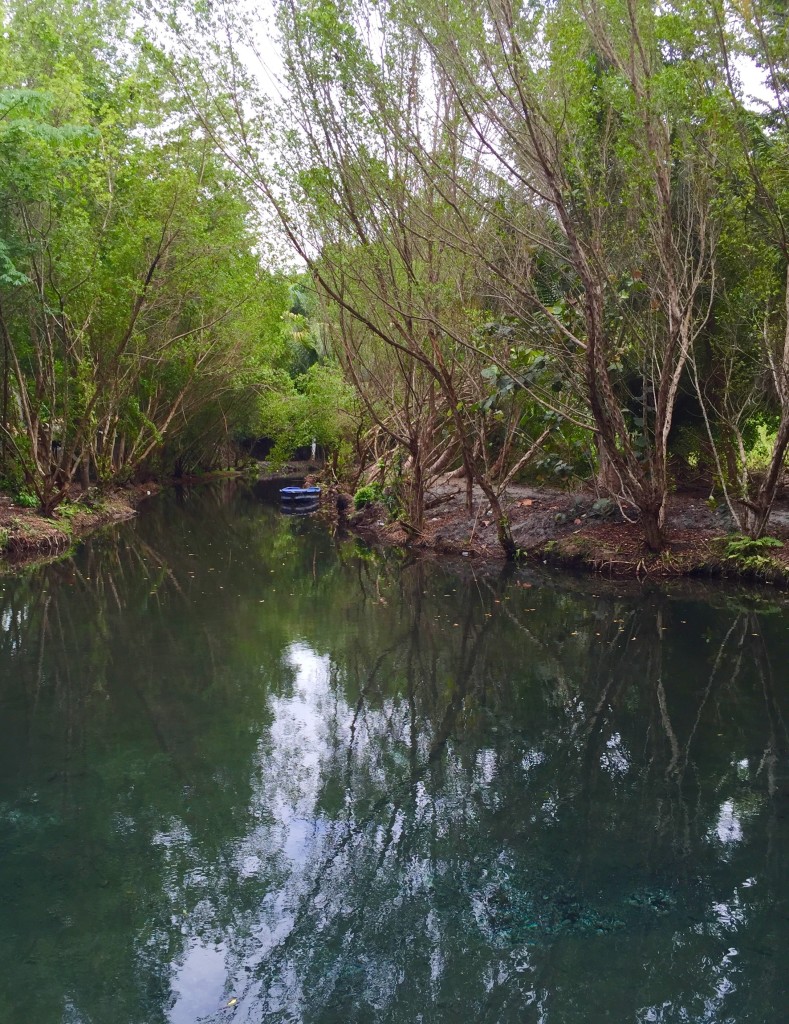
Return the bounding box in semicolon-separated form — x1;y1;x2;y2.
56;500;91;520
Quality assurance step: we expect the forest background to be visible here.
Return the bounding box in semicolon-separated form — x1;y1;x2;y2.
3;0;789;558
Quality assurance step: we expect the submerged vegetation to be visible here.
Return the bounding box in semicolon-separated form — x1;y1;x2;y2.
5;0;789;561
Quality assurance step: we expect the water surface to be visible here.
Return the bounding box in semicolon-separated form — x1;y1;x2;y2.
1;482;788;1023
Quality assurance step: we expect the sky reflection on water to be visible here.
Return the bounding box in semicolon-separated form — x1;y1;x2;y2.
0;482;788;1023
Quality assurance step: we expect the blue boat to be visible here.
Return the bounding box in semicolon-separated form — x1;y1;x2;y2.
280;486;321;502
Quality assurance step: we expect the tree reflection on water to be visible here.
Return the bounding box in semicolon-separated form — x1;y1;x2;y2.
0;482;787;1023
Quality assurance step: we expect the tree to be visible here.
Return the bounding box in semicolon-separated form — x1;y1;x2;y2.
681;0;789;537
161;0;555;553
0;0;292;509
396;0;723;549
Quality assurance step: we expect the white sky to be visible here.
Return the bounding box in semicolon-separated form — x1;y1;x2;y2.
240;0;777;111
737;52;773;107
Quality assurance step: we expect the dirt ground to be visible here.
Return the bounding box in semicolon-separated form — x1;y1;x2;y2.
6;465;789;587
340;476;789;586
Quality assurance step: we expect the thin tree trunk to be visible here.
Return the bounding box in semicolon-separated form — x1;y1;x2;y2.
750;414;789;538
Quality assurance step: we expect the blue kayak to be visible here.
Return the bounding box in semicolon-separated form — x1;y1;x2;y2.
280;486;321;501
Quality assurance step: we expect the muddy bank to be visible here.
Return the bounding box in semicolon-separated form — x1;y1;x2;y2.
171;459;321;484
0;484;157;569
0;459;328;570
0;461;321;570
332;478;789;588
256;459;321;481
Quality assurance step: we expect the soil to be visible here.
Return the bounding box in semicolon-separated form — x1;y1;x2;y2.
334;476;789;587
6;464;789;589
0;483;157;569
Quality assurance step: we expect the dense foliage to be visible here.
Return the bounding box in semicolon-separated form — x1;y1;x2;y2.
155;0;789;553
6;0;789;552
0;0;353;512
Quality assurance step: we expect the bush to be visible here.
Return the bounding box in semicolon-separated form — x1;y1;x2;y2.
724;534;783;559
745;422;779;471
14;490;38;509
56;501;89;519
722;534;784;575
353;483;385;510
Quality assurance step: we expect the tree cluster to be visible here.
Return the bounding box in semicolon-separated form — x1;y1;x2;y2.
0;0;354;513
164;0;789;553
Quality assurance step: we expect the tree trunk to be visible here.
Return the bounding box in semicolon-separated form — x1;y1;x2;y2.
477;475;517;559
748;414;789;539
1;325;8;475
724;443;738;490
493;509;516;560
408;446;425;532
641;504;666;552
595;434;621;494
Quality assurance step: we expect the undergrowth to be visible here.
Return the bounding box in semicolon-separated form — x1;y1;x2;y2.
721;534;785;577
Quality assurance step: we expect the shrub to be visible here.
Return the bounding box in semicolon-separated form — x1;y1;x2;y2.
724;535;783;559
353;483;385;510
722;534;784;576
56;501;89;519
15;491;38;509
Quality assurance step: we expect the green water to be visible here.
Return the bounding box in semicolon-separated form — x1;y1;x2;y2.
1;482;788;1024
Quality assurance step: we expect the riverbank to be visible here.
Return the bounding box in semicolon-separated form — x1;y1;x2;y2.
0;461;319;569
6;467;789;589
0;484;157;567
338;477;789;587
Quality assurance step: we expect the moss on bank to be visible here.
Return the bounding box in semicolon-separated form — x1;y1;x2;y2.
535;532;789;588
0;485;157;569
